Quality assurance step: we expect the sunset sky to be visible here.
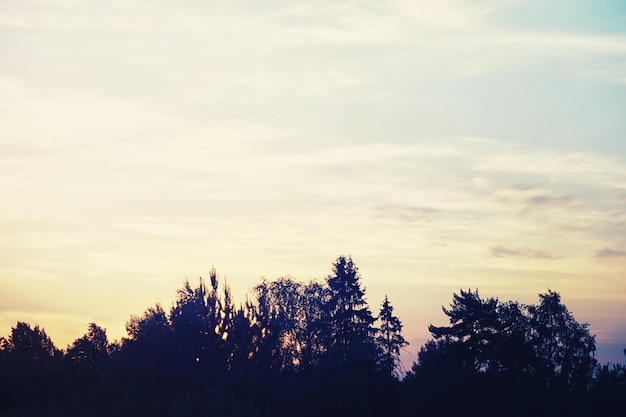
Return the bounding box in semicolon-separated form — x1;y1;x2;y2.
2;0;625;368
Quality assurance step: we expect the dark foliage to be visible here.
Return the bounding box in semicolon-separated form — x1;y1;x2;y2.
376;295;408;377
325;255;377;366
405;288;612;416
0;260;623;417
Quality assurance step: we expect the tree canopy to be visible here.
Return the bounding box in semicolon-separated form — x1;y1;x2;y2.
0;260;622;417
411;289;598;395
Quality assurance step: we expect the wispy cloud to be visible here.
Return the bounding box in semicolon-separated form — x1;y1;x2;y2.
375;205;440;223
522;194;573;213
473;149;626;189
1;0;625;360
594;248;626;259
526;195;572;207
490;245;556;260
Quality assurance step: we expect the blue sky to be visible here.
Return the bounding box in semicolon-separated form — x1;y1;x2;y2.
1;0;625;367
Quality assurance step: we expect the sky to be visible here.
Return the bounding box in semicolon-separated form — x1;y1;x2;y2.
1;0;625;369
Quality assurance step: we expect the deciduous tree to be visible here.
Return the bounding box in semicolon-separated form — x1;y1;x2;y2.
527;290;596;392
65;322;110;374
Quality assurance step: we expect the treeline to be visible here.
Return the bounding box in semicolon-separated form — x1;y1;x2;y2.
0;256;624;416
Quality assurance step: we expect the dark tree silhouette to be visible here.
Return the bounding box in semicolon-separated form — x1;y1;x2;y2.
219;279;235;344
590;349;626;414
376;295;408;378
527;289;597;392
414;288;597;398
227;299;262;374
491;300;532;376
0;322;63;412
253;277;331;371
428;288;500;373
325;255;376;366
299;280;332;368
125;303;171;341
4;321;61;368
121;302;175;382
254;277;302;371
65;322;110;374
0;261;620;417
169;270;225;376
409;337;454;376
0;336;8;366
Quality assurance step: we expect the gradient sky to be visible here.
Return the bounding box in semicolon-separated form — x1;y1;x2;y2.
2;0;625;368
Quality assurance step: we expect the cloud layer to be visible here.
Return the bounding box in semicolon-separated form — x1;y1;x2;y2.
1;0;625;366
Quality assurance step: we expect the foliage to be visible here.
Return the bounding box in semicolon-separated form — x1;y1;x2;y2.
5;321;61;367
253;277;329;371
414;288;597;394
325;255;377;366
376;295;408;378
527;289;597;391
65;322;110;374
0;260;621;417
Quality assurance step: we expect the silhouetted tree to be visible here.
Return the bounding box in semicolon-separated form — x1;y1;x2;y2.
376;295;408;378
409;337;454;376
300;280;332;368
428;289;500;372
254;278;296;370
593;360;626;388
121;303;175;381
65;322;110;375
485;300;533;380
0;336;8;367
4;321;61;369
415;288;597;397
527;289;596;392
325;255;376;366
228;299;263;374
126;303;171;341
590;349;626;415
0;322;63;412
169;270;225;376
253;277;331;371
219;279;235;341
1;262;616;417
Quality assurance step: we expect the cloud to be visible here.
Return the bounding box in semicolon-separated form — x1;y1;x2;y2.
473;149;626;190
522;194;573;213
490;245;556;260
594;248;626;259
400;0;493;29
527;195;571;206
376;205;440;223
482;32;626;55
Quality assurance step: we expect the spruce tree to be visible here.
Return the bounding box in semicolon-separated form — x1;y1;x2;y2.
326;255;376;365
376;295;408;378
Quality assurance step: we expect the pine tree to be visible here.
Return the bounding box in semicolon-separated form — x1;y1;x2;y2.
169;269;225;375
376;295;408;378
326;255;376;365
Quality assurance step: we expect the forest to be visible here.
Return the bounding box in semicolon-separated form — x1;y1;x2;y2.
1;255;624;416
